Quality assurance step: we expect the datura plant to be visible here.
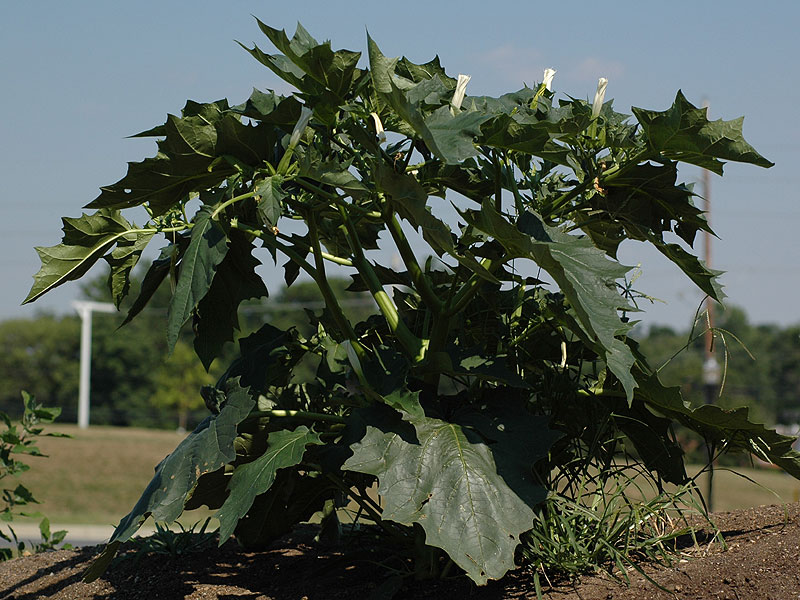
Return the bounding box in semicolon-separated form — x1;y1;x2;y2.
25;20;799;585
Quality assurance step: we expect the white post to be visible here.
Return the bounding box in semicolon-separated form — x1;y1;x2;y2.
73;301;116;429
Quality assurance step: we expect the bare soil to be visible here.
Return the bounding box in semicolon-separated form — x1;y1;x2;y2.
2;503;800;600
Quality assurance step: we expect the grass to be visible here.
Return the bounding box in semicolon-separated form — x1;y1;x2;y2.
12;423;800;526
15;424;212;525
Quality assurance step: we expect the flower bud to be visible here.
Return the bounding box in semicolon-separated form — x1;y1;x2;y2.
591;77;608;119
288;106;313;149
451;74;471;111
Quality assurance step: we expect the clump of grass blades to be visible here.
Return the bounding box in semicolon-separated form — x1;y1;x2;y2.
113;518;216;568
520;473;718;598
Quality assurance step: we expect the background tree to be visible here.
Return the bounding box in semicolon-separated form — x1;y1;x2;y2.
153;340;216;430
0;315;80;419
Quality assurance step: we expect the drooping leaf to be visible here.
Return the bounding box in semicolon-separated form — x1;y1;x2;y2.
216;426;322;541
193;232;269;370
462;203;637;401
632;90;774;175
24;210;134;304
651;239;726;303
105;230;155;308
166;205;229;352
83;381;254;582
637;372;800;478
233;469;335;550
343;407;537;585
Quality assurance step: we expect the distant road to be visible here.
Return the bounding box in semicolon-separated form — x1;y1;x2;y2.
0;524;158;550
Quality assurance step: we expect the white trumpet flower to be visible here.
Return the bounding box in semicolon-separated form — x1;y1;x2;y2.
370;112;387;144
288;106;313;149
451;73;471;111
591;77;608;119
543;68;557;91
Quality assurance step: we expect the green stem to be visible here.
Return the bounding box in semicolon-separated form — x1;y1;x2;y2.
385;213;443;313
274;231;354;266
246;409;346;424
294;179;382;219
336;205;427;362
504;152;525;215
210;191;257;219
493;150;503;213
324;474;407;542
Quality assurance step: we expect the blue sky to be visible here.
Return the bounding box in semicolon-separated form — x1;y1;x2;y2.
2;1;798;330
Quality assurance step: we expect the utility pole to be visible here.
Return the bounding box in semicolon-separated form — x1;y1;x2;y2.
73;301;116;428
700;99;722;511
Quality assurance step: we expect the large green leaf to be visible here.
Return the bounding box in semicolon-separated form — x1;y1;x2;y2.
193;233;268;370
462;203;637;401
83;381;254;582
23;210;134;304
632;91;773;175
88;101;274;215
343;407;537;585
166;205;229;352
592;161;710;254
243;20;361;99
456;400;561;507
216;426;322;541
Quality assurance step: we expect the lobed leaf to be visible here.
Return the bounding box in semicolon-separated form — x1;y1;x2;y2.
343;401;551;585
632;90;773;175
216;426;322;542
24;210;134;304
105;230;155;308
637;372;800;478
84;381;254;582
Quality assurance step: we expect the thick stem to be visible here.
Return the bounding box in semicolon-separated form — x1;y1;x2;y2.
307;212;367;362
385;213;443;313
336;205;427;362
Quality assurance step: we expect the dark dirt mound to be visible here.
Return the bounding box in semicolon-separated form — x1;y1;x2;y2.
2;503;799;600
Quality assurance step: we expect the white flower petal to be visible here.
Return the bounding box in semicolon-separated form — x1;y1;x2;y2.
451;73;471;111
543;68;557;91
